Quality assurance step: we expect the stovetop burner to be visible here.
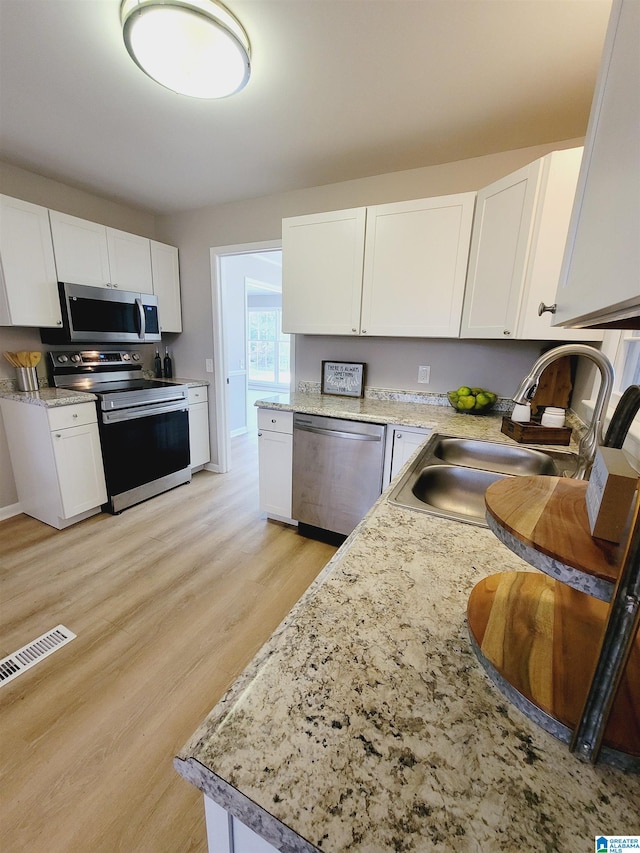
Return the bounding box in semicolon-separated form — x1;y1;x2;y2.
76;378;181;395
47;350;188;411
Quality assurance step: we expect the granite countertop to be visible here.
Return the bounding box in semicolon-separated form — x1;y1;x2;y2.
0;386;98;407
175;408;638;852
255;389;496;430
0;377;208;407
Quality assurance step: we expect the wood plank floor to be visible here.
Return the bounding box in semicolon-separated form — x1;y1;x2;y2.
0;434;337;853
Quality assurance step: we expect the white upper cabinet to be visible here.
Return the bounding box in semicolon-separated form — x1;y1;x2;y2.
106;227;153;293
282;208;366;335
282;194;475;337
0;195;62;327
460;148;602;341
150;240;182;332
361;195;475;337
50;211;154;293
554;0;640;328
49;210;111;286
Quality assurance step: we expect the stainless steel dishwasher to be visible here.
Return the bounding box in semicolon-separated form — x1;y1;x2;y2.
292;413;386;536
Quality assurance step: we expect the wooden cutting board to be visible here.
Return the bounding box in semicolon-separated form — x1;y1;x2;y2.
484;476;623;585
530;354;573;414
467;571;640;757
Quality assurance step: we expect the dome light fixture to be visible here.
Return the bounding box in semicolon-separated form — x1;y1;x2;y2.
120;0;251;99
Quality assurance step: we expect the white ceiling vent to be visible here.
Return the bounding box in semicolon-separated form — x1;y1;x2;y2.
0;625;76;687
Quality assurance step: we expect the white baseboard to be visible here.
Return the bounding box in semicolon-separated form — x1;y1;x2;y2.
0;501;22;521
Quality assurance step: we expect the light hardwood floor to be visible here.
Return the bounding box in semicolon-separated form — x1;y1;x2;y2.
0;433;336;853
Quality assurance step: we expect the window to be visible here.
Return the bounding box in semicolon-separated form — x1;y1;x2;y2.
247;308;290;389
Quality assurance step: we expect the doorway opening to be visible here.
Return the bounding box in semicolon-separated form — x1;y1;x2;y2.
211;241;291;473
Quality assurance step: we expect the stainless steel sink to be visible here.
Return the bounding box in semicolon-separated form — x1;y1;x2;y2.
432;436;558;476
388;432;578;526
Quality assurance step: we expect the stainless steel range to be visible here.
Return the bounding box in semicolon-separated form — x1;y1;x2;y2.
48;350;191;513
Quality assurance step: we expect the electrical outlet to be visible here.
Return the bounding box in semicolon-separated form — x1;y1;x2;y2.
205;358;214;373
418;365;430;384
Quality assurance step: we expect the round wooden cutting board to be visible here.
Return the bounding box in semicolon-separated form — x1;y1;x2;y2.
484;476;623;590
467;571;640;760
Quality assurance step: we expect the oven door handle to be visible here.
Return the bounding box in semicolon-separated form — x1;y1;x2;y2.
135;297;145;340
102;400;188;424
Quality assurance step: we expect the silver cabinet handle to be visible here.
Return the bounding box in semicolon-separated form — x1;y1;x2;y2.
503;329;511;336
538;302;557;316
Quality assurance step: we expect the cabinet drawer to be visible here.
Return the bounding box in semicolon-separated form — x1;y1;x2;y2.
48;403;97;431
188;385;208;405
258;409;293;434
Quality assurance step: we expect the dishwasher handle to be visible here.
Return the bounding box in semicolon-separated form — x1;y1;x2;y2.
294;423;382;441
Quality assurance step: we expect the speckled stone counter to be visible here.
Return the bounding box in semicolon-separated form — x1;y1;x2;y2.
0;386;97;407
0;377;207;407
175;412;637;852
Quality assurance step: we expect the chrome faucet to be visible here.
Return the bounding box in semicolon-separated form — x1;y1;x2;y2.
513;343;614;479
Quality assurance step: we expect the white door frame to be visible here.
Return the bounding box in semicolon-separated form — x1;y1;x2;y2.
210;239;282;473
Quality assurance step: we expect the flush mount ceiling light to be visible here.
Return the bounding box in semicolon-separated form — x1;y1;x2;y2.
120;0;251;99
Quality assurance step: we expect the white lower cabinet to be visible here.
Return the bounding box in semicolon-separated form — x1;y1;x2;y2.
0;399;107;529
383;424;431;487
188;385;211;469
204;796;278;853
257;409;293;522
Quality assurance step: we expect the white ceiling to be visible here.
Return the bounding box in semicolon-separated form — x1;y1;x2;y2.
0;0;611;216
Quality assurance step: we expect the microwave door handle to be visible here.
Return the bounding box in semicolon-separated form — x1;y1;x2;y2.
135;297;145;340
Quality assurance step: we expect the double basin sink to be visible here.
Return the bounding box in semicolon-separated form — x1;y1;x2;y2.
388;433;578;526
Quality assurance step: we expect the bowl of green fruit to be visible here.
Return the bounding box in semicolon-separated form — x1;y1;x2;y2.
447;386;497;414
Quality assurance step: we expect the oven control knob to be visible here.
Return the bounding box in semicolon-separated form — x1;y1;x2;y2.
131;353;140;361
57;354;69;363
122;353;131;361
70;354;81;363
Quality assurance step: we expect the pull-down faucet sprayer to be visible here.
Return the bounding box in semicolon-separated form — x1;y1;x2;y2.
512;343;614;480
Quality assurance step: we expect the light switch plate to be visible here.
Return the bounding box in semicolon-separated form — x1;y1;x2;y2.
205;358;214;373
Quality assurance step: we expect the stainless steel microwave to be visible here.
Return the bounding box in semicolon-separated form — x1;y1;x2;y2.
40;282;161;344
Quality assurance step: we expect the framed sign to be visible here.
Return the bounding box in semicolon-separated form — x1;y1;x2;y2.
321;361;366;398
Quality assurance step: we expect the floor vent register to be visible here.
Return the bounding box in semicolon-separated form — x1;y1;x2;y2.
0;625;76;687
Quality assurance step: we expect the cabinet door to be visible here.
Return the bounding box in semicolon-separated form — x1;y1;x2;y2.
106;228;153;293
389;428;430;481
555;0;640;327
49;210;111;286
150;240;182;331
258;429;292;518
460;163;540;339
361;194;475;337
51;423;107;518
282;208;365;334
517;149;601;341
188;400;210;468
0;195;62;327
